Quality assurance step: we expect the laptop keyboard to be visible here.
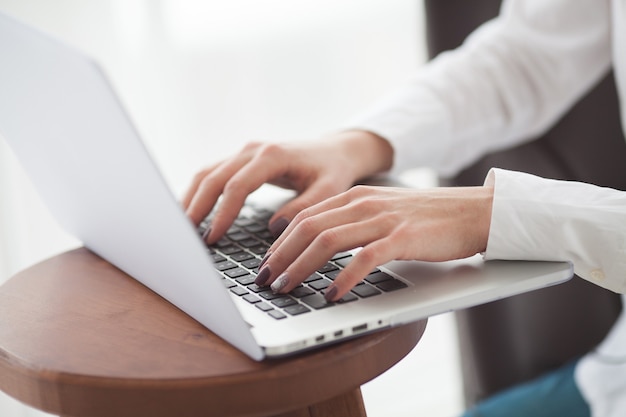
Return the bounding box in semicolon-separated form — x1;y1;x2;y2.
201;205;408;320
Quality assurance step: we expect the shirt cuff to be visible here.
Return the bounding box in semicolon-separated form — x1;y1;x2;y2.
483;167;626;293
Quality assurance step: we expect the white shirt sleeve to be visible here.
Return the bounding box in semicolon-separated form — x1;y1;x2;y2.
348;0;626;292
484;168;626;294
349;0;612;177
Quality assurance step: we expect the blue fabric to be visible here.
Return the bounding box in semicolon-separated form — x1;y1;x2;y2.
460;361;590;417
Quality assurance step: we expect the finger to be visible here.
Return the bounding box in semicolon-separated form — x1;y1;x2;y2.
207;145;297;243
267;177;349;238
267;184;379;253
267;215;387;294
181;164;218;210
185;162;238;226
185;143;266;226
325;238;398;301
263;209;348;288
267;190;354;253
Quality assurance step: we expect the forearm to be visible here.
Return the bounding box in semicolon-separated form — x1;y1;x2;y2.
484;168;626;293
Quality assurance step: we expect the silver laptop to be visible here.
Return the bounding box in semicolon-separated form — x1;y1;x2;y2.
0;12;572;360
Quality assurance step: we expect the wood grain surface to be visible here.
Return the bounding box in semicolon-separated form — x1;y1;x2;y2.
0;248;426;417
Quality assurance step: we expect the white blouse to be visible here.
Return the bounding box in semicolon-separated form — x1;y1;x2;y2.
351;0;626;415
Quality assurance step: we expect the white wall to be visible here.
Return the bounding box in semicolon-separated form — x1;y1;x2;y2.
0;1;463;416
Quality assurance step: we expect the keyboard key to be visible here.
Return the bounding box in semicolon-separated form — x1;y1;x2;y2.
256;230;274;241
246;283;265;293
219;245;242;256
364;271;393;285
216;261;237;271
377;279;408;292
249;244;269;255
317;263;338;274
235;275;256;286
214;238;232;248
304;273;322;283
301;294;334;309
272;297;298;308
351;284;381;298
331;251;352;261
335;256;353;268
226;226;241;235
337;292;358;303
243;294;261;304
239;238;261;248
309;279;332;291
255;302;274;312
325;270;341;280
243;223;266;233
230;286;249;296
231;252;254;262
228;231;251;241
259;290;282;300
222;279;237;289
241;258;261;270
290;286;315;298
284;304;311;316
211;253;226;263
268;310;287;320
252;208;273;220
234;217;256;227
224;268;249;279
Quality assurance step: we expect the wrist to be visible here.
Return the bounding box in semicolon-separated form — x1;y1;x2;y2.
331;130;394;181
476;185;494;253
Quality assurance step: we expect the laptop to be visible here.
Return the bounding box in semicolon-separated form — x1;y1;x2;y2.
0;12;573;360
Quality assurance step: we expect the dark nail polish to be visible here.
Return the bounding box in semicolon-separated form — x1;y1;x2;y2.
255;266;271;286
325;285;338;302
269;217;289;238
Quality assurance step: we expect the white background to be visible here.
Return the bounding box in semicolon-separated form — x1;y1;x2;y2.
0;1;464;416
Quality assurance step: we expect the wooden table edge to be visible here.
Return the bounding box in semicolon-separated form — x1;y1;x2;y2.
0;248;427;417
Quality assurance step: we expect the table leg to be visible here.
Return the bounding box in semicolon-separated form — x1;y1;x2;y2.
275;387;367;417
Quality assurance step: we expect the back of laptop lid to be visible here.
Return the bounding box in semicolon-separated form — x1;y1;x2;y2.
0;13;263;360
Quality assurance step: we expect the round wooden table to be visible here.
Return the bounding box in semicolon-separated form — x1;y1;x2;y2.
0;248;426;417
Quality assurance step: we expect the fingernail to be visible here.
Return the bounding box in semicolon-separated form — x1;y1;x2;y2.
255;266;271;286
324;285;338;302
202;227;212;241
259;251;271;269
269;217;289;238
271;273;290;293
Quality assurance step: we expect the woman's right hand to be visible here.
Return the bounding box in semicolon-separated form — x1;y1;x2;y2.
182;130;394;244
